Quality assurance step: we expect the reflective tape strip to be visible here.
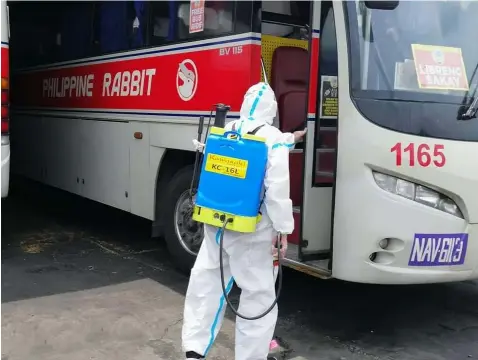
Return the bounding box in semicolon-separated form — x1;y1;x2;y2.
271;142;294;150
204;275;234;356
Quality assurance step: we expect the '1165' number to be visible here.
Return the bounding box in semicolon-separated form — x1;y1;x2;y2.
391;143;446;167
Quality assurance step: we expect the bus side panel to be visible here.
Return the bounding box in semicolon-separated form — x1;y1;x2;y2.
13;35;260;114
11;115;44;182
150;122;198;152
250;41;262;85
80;119;131;212
129;121;152;220
42;115;131;212
12;35;261;219
42;116;82;195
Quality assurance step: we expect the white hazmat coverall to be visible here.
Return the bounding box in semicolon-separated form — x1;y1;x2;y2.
182;82;295;360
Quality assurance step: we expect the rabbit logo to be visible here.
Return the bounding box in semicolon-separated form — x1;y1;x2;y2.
177;59;198;101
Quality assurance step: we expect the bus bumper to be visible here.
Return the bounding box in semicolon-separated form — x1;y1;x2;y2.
344;223;478;284
332;183;478;285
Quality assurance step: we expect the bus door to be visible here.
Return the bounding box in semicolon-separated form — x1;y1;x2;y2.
299;0;338;274
259;1;333;276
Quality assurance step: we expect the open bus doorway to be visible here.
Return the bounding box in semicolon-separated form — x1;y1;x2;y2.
258;0;338;278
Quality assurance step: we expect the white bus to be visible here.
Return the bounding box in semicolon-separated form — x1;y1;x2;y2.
1;0;10;198
9;0;478;284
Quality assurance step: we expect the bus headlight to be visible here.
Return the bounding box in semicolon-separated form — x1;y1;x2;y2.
372;171;464;219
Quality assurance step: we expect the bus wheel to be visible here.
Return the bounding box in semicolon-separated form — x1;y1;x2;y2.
163;166;203;273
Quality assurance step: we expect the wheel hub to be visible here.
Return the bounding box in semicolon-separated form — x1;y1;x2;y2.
174;190;203;256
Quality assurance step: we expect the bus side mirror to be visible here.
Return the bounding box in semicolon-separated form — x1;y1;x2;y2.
364;1;399;10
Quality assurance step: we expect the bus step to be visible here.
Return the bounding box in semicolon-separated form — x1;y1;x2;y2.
284;244;332;279
315;170;334;177
300;250;330;262
320;126;337;131
316;148;336;153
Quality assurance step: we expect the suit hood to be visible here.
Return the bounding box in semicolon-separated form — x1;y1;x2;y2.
235;82;277;134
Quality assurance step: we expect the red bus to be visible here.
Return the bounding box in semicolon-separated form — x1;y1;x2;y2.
9;1;478;284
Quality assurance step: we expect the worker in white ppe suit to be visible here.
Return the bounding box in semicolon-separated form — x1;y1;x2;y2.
183;82;303;360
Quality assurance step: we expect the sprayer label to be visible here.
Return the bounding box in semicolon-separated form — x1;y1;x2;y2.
205;153;248;179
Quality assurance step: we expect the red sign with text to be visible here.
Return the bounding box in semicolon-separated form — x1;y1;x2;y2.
13;42;260;114
412;44;468;91
189;0;205;34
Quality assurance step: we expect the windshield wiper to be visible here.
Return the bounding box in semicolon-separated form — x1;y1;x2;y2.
459;64;478;120
460;96;478;120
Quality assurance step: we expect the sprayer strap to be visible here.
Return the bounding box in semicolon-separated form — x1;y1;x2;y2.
231;123;265;135
248;124;265;135
258;191;266;213
250;124;266;214
229;122;266;216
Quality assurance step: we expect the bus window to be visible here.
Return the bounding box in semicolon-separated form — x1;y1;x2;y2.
58;2;93;61
131;1;147;49
290;1;310;27
97;1;137;54
262;1;309;39
345;1;478;141
319;6;338;77
262;1;293;37
150;0;176;45
150;0;236;45
234;1;259;34
9;2;58;66
262;1;310;130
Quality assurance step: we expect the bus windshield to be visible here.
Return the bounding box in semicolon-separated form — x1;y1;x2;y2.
345;1;478;141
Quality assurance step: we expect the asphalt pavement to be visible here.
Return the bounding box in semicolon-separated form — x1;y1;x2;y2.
2;177;478;360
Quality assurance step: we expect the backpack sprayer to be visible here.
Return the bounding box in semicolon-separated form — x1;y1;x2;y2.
190;76;284;321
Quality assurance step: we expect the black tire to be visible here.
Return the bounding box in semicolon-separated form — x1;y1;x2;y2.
163;165;201;274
